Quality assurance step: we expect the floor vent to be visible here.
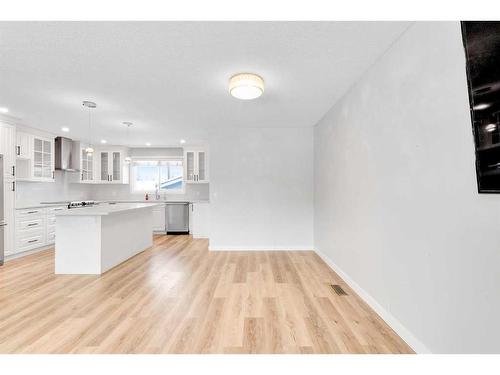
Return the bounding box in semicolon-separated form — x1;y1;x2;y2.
330;284;348;296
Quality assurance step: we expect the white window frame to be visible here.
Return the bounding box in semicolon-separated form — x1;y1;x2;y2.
130;156;185;194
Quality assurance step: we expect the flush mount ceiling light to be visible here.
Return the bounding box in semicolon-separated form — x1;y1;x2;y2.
180;139;186;144
0;107;9;113
229;73;264;100
82;101;97;154
61;127;69;132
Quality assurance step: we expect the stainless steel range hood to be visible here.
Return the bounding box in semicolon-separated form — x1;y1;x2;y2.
55;136;80;171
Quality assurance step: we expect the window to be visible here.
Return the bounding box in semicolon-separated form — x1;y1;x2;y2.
131;159;184;192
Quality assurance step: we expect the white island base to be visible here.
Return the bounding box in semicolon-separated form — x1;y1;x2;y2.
55;203;156;274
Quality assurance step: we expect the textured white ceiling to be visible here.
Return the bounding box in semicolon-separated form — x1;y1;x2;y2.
0;21;410;146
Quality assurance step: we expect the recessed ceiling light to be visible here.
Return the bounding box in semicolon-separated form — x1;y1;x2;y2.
145;142;151;146
61;127;70;132
180;139;186;144
0;107;8;113
474;103;490;110
100;139;107;144
229;73;264;100
485;123;497;132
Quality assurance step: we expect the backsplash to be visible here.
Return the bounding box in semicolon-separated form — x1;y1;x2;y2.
16;170;209;207
16;171;93;207
89;182;209;201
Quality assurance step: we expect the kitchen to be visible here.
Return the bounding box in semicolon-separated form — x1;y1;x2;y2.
1;116;210;268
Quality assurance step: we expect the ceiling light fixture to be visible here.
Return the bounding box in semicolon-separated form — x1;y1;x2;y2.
82;101;97;154
473;103;490;110
61;127;70;132
0;107;9;113
180;139;186;144
145;142;151;147
100;139;107;144
123;122;133;164
229;73;264;100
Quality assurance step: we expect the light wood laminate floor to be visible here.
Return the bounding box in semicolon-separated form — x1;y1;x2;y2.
0;235;413;354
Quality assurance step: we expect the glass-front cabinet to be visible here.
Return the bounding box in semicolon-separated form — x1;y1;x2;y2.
184;148;209;183
80;148;94;182
33;136;54;181
96;149;128;184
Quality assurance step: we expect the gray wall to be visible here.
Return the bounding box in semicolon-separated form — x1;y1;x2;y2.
314;22;500;353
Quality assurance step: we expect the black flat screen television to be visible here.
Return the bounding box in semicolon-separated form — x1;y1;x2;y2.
462;21;500;193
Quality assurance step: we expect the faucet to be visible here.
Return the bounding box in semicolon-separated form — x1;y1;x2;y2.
155;184;161;200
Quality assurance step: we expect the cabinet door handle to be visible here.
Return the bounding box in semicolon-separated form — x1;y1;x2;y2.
28;239;38;244
27;211;38;214
12;165;15;177
12;181;15;191
52;171;55;179
27;223;38;227
17;145;20;156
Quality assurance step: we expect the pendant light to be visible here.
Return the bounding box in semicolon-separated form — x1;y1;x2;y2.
82;101;97;154
123;122;133;164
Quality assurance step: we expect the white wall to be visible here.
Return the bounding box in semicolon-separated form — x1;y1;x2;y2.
314;22;500;353
209;127;314;250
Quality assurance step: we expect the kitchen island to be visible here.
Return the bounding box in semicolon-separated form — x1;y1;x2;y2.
55;203;159;274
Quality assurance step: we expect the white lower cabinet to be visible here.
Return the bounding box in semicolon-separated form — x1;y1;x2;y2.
14;206;66;255
190;202;209;239
16;209;44;253
152;203;166;232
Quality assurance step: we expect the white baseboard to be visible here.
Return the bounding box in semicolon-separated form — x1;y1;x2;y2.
5;245;53;262
315;249;431;354
208;245;313;251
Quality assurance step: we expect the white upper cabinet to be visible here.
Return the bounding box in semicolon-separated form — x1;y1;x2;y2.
81;149;94;182
15;131;55;182
0;122;16;180
16;132;33;159
96;148;129;184
33;136;55;181
184;148;209;183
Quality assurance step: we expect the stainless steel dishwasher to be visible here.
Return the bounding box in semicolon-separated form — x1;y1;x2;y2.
165;202;189;234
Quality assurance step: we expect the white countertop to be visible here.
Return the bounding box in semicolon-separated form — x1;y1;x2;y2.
55;203;161;216
105;199;210;204
16;199;209;210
